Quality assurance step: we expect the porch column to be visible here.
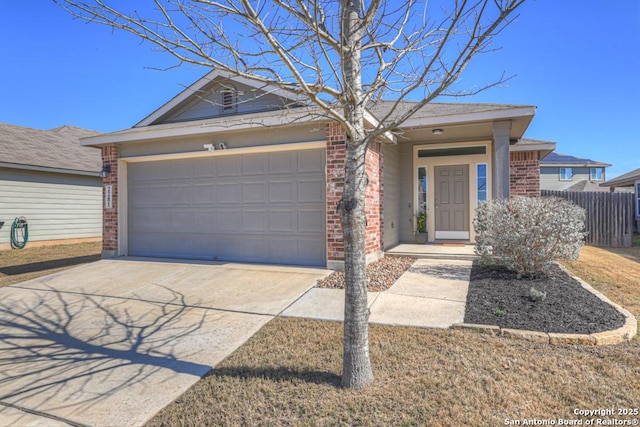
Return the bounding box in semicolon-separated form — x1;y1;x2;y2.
492;121;511;199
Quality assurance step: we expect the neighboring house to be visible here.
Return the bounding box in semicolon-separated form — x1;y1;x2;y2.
80;70;555;269
0;123;103;249
540;152;611;192
601;167;640;232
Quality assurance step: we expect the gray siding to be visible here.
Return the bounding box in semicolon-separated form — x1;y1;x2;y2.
159;80;293;124
382;144;401;249
0;168;102;244
540;166;604;191
120;125;325;159
398;143;415;243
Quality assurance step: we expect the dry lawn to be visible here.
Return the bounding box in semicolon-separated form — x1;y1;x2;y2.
0;242;101;287
150;244;640;427
149;319;639;427
561;244;640;339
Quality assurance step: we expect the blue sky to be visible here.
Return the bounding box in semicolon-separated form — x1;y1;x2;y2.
1;1;638;178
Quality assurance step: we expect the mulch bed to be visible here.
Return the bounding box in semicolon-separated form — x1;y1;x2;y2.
464;262;626;334
316;255;415;292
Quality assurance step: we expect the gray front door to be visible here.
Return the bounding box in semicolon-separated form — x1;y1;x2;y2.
127;149;326;266
435;165;470;240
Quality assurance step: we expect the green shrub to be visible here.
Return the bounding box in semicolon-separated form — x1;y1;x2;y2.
416;212;426;233
474;197;587;277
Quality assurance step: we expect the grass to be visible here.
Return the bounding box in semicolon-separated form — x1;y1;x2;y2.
561;244;640;340
0;242;101;287
149;244;640;426
149;320;639;426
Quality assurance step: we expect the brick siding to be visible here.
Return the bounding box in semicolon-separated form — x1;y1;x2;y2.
326;123;346;262
365;141;383;255
510;151;540;197
325;123;384;263
101;145;119;252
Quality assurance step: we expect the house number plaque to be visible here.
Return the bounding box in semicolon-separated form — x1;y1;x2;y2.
105;185;113;209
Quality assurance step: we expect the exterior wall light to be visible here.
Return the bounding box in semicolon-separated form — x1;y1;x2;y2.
432;128;444;135
100;164;111;178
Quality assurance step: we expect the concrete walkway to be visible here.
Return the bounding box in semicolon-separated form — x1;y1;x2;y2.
283;258;472;328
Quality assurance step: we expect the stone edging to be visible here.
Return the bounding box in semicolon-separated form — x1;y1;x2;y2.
452;263;637;346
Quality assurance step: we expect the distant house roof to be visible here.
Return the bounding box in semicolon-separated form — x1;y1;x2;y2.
566;180;611;192
601;167;640;188
540;152;611;167
0;123;101;176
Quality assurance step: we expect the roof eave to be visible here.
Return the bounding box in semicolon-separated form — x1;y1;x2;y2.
0;161;101;177
510;141;556;159
541;162;612;168
81;107;328;146
398;105;536;132
601;176;640;188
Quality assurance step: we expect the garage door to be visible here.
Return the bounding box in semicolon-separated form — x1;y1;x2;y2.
127;149;326;266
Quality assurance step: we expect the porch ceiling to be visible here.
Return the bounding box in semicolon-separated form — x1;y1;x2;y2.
395;116;531;144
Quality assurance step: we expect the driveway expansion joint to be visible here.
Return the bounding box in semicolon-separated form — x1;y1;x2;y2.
0;400;87;427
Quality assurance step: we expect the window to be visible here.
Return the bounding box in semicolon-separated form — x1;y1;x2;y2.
559;168;573;181
477;164;487;203
418;146;486;158
590;168;603;181
416;167;427;232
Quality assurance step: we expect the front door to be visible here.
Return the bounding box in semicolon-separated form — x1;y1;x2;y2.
435;165;470;240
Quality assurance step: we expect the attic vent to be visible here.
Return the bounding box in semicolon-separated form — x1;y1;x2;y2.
221;89;235;111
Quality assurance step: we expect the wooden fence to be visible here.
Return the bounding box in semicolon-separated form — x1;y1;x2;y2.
541;190;635;247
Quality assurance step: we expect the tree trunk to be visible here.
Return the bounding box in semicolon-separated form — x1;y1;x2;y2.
339;0;374;390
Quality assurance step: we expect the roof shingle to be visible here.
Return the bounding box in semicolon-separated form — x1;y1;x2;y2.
367;100;533;123
0;123;101;174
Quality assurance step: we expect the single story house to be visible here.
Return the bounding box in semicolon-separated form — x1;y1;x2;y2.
601;167;640;232
80;70;555;269
540;152;611;192
0;123;102;249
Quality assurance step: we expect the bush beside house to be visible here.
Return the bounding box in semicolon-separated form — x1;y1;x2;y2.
474;197;587;277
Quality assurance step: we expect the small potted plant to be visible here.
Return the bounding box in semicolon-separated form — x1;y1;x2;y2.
414;211;427;243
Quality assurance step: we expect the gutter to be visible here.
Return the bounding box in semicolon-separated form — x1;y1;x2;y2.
0;162;100;177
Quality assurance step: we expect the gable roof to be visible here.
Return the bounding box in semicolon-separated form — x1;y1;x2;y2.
601;167;640;188
540;152;611;167
135;69;307;128
80;71;540;147
0;123;102;175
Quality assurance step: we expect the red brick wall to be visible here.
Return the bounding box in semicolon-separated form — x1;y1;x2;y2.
101;145;119;252
326;123;345;262
510;151;540;197
365;141;383;255
325;123;384;264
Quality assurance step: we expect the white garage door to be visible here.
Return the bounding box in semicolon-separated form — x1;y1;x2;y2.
127;149;326;266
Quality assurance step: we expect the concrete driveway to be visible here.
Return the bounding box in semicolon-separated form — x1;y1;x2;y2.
0;258;328;427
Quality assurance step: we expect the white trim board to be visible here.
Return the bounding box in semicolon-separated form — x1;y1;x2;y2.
120;141;326;164
435;231;470;240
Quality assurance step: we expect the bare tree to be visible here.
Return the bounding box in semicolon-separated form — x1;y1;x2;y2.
55;0;525;389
